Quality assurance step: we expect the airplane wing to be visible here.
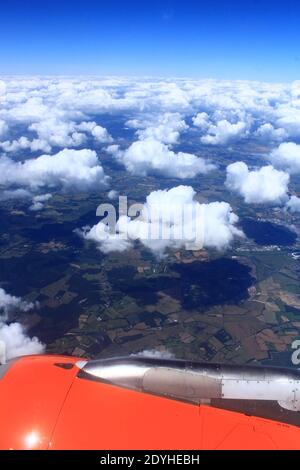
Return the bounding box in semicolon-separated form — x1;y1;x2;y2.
0;355;300;450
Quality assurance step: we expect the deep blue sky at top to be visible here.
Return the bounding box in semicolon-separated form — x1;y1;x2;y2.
0;0;299;81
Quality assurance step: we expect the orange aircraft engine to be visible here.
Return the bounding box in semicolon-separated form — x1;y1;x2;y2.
0;354;300;450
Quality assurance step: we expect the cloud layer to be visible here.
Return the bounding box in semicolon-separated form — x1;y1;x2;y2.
1;77;300;151
1;77;300;196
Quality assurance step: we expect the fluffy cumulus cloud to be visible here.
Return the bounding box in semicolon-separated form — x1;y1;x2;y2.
0;148;108;192
131;112;188;145
76;121;113;143
226;162;290;204
286;195;300;213
275;107;300;139
0;136;51;154
201;120;248;145
269;142;300;174
29;119;85;151
29;193;52;211
79;186;243;256
255;123;287;142
0;288;36;315
192;112;209;129
108;139;215;179
0;323;44;362
0;288;44;361
80;223;132;254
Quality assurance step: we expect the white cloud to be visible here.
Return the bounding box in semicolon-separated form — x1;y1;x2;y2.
29;193;52;211
29;202;44;212
80;223;132;254
29;118;87;150
0;189;53;209
192;112;209;129
201;120;248;145
125;119;141;129
2;97;49;123
132;349;175;359
110;112;202;178
32;193;52;203
0;288;44;360
135;113;188;144
109;139;215;178
108;189;119;200
0;119;113;155
269;142;300;174
79;185;243;256
75;121;113;143
0;148;109;191
226;161;290;204
286;195;300;213
0;322;44;361
199;200;244;250
255;123;287;142
275;107;300;139
0;288;36;315
0;136;51;154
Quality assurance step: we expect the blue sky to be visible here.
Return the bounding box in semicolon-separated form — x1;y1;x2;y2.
0;0;300;81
